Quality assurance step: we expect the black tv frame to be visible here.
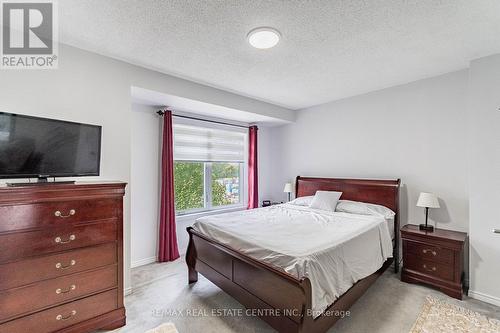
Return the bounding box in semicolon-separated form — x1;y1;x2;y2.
0;112;102;185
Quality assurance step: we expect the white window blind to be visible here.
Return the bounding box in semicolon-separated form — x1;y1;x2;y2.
173;123;246;162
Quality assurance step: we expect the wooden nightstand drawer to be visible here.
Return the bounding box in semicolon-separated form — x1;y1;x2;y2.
404;255;454;281
406;241;454;264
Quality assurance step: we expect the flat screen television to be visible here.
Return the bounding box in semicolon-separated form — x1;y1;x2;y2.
0;112;101;182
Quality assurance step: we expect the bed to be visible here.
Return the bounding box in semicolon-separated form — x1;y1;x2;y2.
186;176;400;333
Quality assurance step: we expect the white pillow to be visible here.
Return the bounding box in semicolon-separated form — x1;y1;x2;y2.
309;191;343;212
335;200;395;219
288;195;314;206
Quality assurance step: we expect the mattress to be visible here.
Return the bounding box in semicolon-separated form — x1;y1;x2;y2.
193;203;393;317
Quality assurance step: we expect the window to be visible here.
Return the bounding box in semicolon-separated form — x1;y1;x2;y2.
173;122;246;215
173;161;204;211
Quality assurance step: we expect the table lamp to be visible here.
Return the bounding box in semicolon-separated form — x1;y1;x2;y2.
283;183;293;202
416;192;440;232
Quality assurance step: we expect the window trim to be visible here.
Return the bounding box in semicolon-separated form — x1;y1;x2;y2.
176;203;246;217
176;204;246;221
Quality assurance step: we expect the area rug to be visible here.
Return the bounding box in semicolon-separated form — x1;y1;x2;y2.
145;322;179;333
410;296;500;333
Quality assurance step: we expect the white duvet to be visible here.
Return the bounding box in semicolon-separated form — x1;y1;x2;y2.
193;203;393;317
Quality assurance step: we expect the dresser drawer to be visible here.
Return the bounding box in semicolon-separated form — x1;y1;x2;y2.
0;198;120;233
0;243;117;291
406;240;454;264
404;255;454;281
0;289;118;333
0;265;117;322
0;222;117;263
0;222;116;263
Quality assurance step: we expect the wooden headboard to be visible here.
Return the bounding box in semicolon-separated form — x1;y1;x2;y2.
295;176;400;213
295;176;401;273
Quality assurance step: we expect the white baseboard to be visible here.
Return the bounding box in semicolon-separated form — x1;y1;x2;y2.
469;290;500;307
124;287;133;296
131;256;157;268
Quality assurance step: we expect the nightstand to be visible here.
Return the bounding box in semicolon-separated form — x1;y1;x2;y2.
401;224;467;299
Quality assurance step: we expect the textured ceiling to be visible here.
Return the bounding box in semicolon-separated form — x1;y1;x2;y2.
59;0;500;110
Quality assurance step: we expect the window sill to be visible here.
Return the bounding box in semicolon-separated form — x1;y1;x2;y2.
176;205;246;221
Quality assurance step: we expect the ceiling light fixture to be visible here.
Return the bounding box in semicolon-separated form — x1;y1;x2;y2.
247;27;281;49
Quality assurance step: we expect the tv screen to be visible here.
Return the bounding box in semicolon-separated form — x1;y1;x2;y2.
0;112;101;179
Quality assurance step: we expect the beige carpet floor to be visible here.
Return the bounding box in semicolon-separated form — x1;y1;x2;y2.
104;259;500;333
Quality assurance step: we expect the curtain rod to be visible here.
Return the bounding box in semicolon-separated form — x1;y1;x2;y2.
157;110;250;129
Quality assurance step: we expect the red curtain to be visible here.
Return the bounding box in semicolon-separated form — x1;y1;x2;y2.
247;125;259;209
158;111;180;262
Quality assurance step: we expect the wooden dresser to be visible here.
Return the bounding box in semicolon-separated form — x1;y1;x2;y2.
401;224;467;299
0;182;126;333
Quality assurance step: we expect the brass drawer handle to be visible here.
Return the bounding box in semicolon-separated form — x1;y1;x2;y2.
54;209;76;218
56;310;76;321
423;264;437;272
56;260;76;269
55;235;76;244
422;249;437;256
56;284;76;294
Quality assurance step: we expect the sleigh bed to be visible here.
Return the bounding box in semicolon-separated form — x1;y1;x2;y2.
186;176;400;333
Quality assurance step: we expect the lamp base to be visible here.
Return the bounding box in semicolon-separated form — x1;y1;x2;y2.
419;224;434;232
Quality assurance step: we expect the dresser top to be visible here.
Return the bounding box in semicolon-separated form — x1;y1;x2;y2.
0;181;126;189
0;181;127;204
401;224;467;243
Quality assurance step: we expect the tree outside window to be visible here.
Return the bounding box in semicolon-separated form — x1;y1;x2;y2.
174;161;243;214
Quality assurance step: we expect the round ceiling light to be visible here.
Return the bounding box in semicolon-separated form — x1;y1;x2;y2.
247;27;281;49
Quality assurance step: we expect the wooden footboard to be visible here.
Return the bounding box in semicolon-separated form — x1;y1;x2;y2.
186;227;393;333
186;176;400;333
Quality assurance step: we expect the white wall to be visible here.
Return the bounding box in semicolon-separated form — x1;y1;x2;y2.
270;70;470;233
468;54;500;306
0;44;293;293
131;104;161;267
